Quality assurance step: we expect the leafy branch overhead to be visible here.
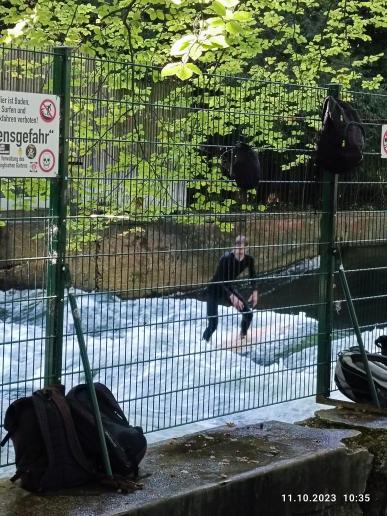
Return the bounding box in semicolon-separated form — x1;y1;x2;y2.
0;0;385;88
162;0;253;80
0;0;386;243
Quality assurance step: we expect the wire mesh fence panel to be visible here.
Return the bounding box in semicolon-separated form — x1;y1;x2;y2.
1;46;387;470
329;89;387;392
63;55;329;433
0;46;57;468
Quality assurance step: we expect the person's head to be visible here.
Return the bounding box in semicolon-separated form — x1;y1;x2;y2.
234;235;248;260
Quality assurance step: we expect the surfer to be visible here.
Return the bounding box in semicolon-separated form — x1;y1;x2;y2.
202;235;259;342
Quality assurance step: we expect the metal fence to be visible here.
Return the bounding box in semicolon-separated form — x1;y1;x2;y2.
1;45;387;468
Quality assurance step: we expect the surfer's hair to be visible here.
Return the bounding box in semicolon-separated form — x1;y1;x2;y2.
235;235;248;246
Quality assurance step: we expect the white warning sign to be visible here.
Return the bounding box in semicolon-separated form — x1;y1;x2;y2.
0;90;60;178
381;125;387;159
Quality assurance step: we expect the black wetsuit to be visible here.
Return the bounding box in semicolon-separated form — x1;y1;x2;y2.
202;252;258;341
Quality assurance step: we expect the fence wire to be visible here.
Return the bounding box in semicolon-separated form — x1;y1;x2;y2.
1;46;387;468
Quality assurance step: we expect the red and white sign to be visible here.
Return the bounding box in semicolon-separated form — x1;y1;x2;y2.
382;125;387;159
0;90;60;177
38;149;56;172
39;98;57;123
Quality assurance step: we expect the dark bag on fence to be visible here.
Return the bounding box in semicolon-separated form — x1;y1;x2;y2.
316;96;365;174
66;383;147;477
0;384;94;492
230;142;261;190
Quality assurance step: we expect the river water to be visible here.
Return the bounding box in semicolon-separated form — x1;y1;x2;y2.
1;250;386;468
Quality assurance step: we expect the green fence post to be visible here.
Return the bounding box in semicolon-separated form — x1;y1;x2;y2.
316;84;340;399
44;47;71;386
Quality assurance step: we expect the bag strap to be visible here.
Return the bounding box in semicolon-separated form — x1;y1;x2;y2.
0;433;10;447
32;392;56;469
50;389;94;475
322;96;331;124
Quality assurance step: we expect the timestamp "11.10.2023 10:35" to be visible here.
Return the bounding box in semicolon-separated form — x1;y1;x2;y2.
281;493;371;503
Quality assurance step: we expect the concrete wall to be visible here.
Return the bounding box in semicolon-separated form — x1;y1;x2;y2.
0;212;386;297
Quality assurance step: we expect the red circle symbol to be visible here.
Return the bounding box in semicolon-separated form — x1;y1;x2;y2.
383;130;387;155
38;149;55;173
39;99;57;122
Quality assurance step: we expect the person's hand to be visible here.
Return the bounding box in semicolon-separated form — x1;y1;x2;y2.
229;293;244;311
248;290;259;308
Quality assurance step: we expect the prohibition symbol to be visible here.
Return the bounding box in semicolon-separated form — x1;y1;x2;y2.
39;98;57;122
39;149;55;172
382;129;387;157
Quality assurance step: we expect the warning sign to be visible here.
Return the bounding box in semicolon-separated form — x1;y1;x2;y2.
382;125;387;159
0;90;60;177
39;98;57;123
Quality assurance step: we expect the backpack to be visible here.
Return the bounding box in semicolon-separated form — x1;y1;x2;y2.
66;383;147;477
335;347;387;407
0;384;94;492
230;142;261;190
316;96;365;174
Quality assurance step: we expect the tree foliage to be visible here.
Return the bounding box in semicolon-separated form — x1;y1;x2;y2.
1;0;386;87
0;0;386;241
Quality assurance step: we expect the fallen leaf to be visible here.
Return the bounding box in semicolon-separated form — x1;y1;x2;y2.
236;456;250;463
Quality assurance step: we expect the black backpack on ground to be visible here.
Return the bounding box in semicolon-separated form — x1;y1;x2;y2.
316;96;365;174
0;384;94;492
66;383;147;477
335;347;387;407
230;142;261;190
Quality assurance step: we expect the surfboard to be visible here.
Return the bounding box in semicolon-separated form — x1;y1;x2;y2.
217;326;265;352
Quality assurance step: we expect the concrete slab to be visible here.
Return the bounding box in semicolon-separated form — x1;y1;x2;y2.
0;421;372;516
315;407;387;431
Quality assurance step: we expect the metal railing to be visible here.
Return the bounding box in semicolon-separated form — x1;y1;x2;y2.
1;45;387;468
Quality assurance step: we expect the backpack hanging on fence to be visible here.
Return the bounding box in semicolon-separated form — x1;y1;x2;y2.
230;142;261;190
0;384;94;492
66;383;147;477
316;96;365;174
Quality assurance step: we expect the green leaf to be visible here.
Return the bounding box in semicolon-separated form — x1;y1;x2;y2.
189;42;204;61
211;1;227;17
226;20;242;34
219;0;239;7
161;62;182;77
218;222;234;232
170;35;196;56
185;63;202;75
206;19;225;36
176;64;194;80
207;34;229;48
207;17;225;28
232;11;252;22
